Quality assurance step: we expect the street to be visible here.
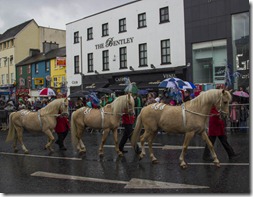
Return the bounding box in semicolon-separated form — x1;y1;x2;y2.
0;129;250;194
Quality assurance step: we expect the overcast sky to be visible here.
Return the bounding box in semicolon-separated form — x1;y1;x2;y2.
0;0;134;33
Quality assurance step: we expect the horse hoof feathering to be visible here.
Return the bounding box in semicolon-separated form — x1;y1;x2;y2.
152;160;159;164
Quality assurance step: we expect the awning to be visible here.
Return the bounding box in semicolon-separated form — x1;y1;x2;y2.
83;82;108;91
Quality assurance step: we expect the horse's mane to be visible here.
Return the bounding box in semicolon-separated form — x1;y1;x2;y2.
110;95;134;115
40;98;65;116
190;89;231;107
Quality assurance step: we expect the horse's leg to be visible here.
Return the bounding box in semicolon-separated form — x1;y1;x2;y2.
201;131;220;167
179;132;195;169
43;129;55;152
76;126;86;153
99;129;110;156
15;126;29;154
139;131;148;160
13;135;18;153
148;131;158;163
112;128;123;156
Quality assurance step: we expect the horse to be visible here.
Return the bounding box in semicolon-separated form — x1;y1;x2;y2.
6;98;69;153
131;89;232;168
71;93;134;156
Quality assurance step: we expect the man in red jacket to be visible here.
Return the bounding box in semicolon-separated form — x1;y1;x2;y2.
119;112;140;154
202;106;239;161
55;113;70;150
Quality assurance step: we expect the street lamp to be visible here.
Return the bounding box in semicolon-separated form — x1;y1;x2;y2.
79;36;84;91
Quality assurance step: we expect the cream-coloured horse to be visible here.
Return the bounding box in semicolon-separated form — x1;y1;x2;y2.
71;93;134;156
6;98;69;153
131;89;232;168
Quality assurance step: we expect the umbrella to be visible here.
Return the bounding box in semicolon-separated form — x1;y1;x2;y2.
232;91;249;98
158;78;186;89
68;90;90;98
95;88;113;94
138;89;148;95
179;81;196;89
39;88;56;97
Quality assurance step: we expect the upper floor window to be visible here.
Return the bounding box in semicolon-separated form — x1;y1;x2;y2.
160;6;169;23
139;43;148;67
45;61;50;72
161;39;171;64
74;31;79;44
138;13;147;28
27;65;31;74
119;18;127;33
119;47;127;69
102;23;109;37
87;53;93;73
102;50;109;71
87;27;93;40
74;55;80;74
35;63;39;73
19;67;23;75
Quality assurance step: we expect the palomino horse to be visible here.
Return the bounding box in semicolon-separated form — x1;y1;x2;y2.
71;93;134;156
131;89;232;168
6;98;69;153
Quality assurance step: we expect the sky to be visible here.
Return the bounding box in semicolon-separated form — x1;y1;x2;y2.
0;0;134;33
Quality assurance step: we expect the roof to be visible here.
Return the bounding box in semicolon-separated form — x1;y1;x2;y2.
0;19;35;42
16;47;66;66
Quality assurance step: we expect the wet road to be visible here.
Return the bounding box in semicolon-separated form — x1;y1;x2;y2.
0;129;250;194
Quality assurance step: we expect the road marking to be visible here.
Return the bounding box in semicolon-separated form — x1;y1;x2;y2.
0;152;82;161
31;171;209;189
162;145;204;150
189;162;249;166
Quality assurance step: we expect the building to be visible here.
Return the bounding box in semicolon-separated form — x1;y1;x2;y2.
66;0;186;94
184;0;249;91
16;45;67;100
0;19;66;100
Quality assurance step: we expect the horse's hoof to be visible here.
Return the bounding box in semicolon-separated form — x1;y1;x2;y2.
118;152;123;157
24;151;29;154
152;160;159;164
14;149;18;153
99;152;104;157
214;162;221;168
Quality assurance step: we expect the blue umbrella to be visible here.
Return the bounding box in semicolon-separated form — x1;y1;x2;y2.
158;77;186;89
179;81;196;89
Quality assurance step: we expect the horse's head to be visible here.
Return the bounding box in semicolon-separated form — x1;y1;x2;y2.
125;93;135;115
59;98;69;116
215;89;232;118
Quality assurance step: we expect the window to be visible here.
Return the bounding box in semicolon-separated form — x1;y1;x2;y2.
45;61;50;72
1;74;4;84
102;50;109;71
0;58;1;67
160;6;169;23
74;55;80;74
102;23;109;37
19;67;23;75
138;13;146;28
27;65;31;74
53;77;57;87
119;47;127;69
139;43;148;67
87;27;93;40
87;53;93;73
119;18;126;33
6;74;9;84
35;64;39;73
161;39;171;64
74;31;79;43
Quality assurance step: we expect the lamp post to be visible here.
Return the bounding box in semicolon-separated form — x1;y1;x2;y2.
79;36;84;91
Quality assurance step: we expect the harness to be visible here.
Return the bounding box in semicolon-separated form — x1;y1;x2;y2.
181;93;226;127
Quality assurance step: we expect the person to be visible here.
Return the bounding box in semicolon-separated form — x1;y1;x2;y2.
119;110;140;154
183;90;191;102
202;106;239;161
230;101;240;133
4;100;16;111
239;104;249;133
54;113;70;150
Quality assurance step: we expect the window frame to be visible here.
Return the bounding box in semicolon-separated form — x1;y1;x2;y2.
119;47;127;69
87;27;93;40
139;43;148;67
119;18;127;33
87;53;94;73
138;13;147;28
74;55;80;74
161;39;171;64
102;23;109;37
74;31;79;44
160;6;170;23
102;50;109;71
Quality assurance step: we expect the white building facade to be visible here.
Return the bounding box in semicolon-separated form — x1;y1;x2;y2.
66;0;186;93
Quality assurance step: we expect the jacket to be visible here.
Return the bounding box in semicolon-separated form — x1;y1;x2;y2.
55;116;70;133
208;106;225;136
122;114;135;125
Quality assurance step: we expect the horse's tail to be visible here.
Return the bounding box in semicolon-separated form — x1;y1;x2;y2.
70;111;78;149
6;112;16;142
131;110;143;148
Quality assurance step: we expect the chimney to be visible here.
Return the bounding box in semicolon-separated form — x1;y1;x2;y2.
43;41;59;53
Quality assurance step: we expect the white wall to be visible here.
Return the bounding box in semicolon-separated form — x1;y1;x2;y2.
66;0;185;88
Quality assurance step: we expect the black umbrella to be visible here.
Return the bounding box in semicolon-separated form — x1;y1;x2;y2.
95;88;113;94
68;90;90;98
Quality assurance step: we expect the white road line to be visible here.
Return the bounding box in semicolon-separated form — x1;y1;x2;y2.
31;171;209;189
189;162;249;166
104;144;204;149
0;152;82;161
